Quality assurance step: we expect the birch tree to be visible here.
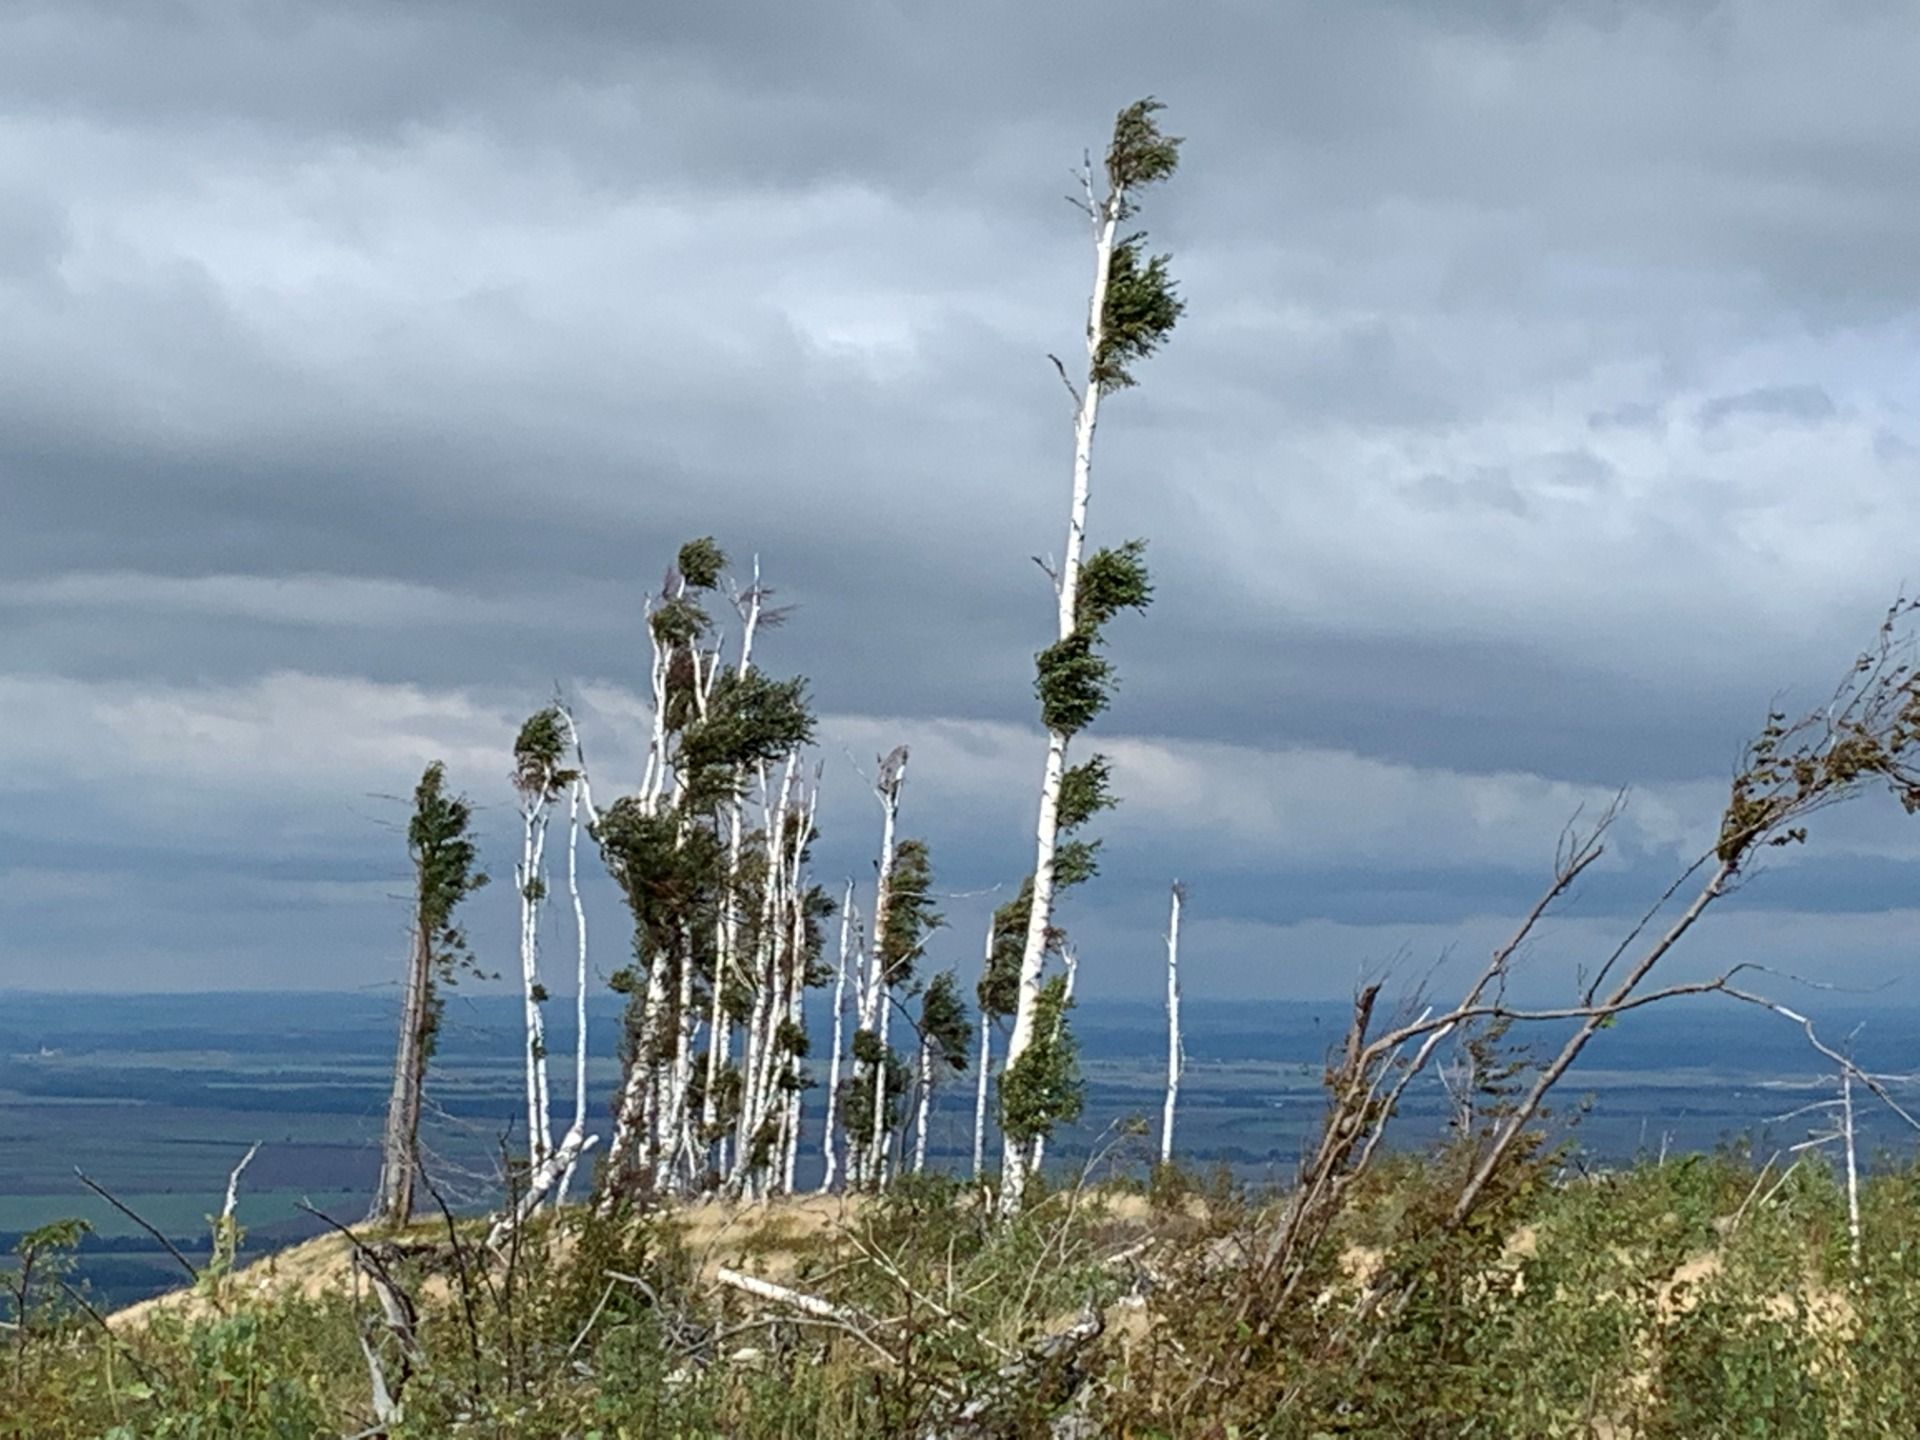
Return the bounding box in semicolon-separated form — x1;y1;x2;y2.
847;831;941;1189
510;707;577;1182
821;881;857;1192
911;970;973;1174
370;762;488;1228
999;98;1181;1214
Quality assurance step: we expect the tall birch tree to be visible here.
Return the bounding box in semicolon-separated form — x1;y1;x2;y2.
998;98;1181;1214
511;707;577;1182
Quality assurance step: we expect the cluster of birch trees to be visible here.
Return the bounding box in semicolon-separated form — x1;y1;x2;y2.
370;97;1190;1229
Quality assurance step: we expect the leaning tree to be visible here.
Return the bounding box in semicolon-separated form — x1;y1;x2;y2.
370;761;488;1228
999;98;1183;1214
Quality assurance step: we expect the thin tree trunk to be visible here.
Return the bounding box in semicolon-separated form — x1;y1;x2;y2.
518;793;554;1176
821;881;855;1192
869;1001;890;1190
973;1016;991;1182
1001;182;1124;1217
370;922;431;1226
1844;1065;1862;1270
862;751;907;1189
973;910;994;1182
555;773;594;1208
912;1030;933;1174
1161;881;1184;1168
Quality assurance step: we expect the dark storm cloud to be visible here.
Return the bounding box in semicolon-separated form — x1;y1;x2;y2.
4;1;1920;992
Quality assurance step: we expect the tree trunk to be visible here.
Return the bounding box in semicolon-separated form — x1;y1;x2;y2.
861;751;907;1189
370;923;431;1226
1161;881;1183;1168
821;881;855;1192
555;774;595;1208
912;1030;933;1174
518;794;554;1177
973;913;994;1182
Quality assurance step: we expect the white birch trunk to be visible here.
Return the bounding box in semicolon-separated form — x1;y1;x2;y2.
554;768;598;1208
518;789;554;1175
912;1030;932;1174
1161;881;1184;1168
861;751;907;1188
869;1000;890;1190
1844;1065;1862;1269
821;881;855;1192
972;912;995;1182
973;1014;991;1182
1000;180;1125;1217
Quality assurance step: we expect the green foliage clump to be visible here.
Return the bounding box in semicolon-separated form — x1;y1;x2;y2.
676;535;728;591
918;970;973;1073
409;761;490;1057
511;705;577;800
1095;238;1183;391
1033;631;1113;736
842;1032;913;1155
978;879;1061;1021
1106;95;1182;199
997;975;1083;1146
879;838;941;990
676;672;815;810
1055;753;1115;831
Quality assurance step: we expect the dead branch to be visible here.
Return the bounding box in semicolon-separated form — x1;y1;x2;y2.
924;1305;1105;1440
73;1169;198;1284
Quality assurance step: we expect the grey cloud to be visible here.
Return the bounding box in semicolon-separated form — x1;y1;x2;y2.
1699;384;1837;428
6;1;1920;994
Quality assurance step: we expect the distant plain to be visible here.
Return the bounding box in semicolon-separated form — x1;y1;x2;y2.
5;989;1917;1307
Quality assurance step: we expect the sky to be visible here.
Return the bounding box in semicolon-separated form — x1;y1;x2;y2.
5;1;1920;1008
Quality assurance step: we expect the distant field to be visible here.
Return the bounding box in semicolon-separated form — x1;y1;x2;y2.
7;989;1920;1306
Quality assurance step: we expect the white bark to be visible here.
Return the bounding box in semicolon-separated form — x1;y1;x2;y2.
715;1267;863;1324
869;998;890;1190
1844;1065;1861;1270
517;783;555;1176
861;749;908;1188
555;768;597;1208
912;1030;932;1174
1161;880;1184;1168
1000;172;1125;1217
972;913;994;1182
495;1131;602;1244
822;881;856;1192
973;1016;992;1182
